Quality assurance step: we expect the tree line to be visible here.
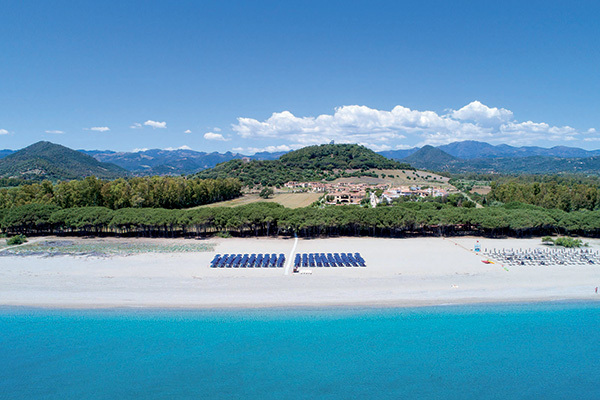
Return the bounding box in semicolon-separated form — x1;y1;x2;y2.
488;180;600;211
0;176;242;210
3;201;600;238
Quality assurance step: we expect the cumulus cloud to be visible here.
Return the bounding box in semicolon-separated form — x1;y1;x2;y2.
45;130;64;134
132;148;149;152
0;129;8;135
184;129;192;134
164;145;192;151
451;101;513;125
88;126;110;132
232;144;299;155
130;122;143;129
231;101;590;147
144;120;167;129
204;132;228;141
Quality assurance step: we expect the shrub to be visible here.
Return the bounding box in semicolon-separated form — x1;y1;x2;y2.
541;236;554;244
553;237;583;248
6;234;28;246
259;188;274;199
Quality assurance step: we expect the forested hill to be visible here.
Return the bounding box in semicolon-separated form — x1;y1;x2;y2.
279;144;404;169
194;144;413;186
0;141;127;181
402;146;457;171
401;151;600;175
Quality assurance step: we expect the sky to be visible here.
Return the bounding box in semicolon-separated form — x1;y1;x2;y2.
1;0;600;154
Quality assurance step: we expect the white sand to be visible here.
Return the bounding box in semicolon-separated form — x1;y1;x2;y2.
1;236;600;308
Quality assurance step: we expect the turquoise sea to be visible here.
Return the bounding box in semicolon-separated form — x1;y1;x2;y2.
1;302;600;399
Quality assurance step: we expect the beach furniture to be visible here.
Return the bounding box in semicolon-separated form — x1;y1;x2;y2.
315;254;323;267
334;253;343;266
210;254;221;268
262;254;270;268
327;253;336;267
227;254;235;268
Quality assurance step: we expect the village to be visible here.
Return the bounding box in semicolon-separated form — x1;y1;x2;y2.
284;181;452;206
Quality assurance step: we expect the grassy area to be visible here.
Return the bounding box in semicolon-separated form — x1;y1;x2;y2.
199;192;322;209
471;186;491;195
331;168;453;187
0;239;215;257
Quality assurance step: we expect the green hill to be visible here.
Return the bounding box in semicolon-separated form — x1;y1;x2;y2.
279;143;403;169
0;141;127;180
194;143;413;186
402;145;457;170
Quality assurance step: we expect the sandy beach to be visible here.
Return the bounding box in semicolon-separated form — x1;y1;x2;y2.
1;236;600;308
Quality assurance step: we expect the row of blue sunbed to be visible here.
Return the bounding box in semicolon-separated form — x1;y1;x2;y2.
294;253;366;268
210;253;285;268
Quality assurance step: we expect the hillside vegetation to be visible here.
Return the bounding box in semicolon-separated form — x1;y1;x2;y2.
195;144;413;186
397;146;600;175
0;176;242;210
0;141;126;180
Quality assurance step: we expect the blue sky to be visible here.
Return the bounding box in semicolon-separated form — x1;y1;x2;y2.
1;0;599;153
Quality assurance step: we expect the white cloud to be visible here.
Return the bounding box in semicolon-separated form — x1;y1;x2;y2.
232;144;300;155
144;120;167;129
204;132;229;141
132;148;149;152
164;145;192;151
451;101;513;125
232;101;588;148
88;126;110;132
184;129;192;134
0;129;8;135
213;127;222;132
130;122;143;129
587;128;597;134
45;130;64;134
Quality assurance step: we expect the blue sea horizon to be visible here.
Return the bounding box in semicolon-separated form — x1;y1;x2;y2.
2;301;599;399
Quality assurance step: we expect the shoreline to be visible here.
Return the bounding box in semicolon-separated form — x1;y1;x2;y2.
2;236;600;310
1;296;599;312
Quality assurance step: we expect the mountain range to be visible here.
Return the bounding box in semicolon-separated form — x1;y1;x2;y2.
379;140;600;160
395;145;600;174
0;141;126;180
2;140;600;179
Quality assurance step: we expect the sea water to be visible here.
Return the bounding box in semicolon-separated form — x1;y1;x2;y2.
1;302;600;400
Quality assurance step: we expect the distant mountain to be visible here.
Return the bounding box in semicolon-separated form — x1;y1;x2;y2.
0;149;15;159
380;140;600;161
250;151;288;160
82;148;288;175
83;149;242;174
398;152;600;175
0;141;126;180
450;155;600;174
402;145;457;170
437;140;600;159
378;148;419;160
